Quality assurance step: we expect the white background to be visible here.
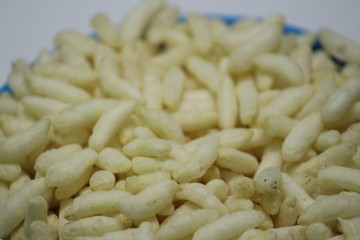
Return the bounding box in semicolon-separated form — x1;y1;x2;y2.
1;0;360;87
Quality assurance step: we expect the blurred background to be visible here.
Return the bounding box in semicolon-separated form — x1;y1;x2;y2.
1;0;359;87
